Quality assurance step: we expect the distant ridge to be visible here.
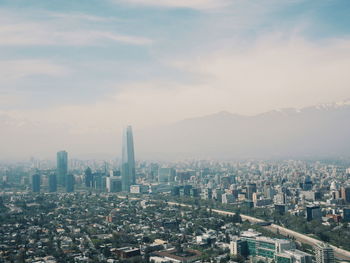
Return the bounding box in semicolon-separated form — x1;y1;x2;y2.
138;99;350;158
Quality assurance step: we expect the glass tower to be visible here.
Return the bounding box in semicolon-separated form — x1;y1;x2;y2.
48;173;57;192
66;174;75;193
57;150;68;186
121;126;136;192
32;174;41;193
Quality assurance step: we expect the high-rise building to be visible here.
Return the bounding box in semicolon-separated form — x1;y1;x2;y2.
84;167;93;188
66;174;74;193
303;176;313;191
106;176;122;192
315;243;335;263
246;183;257;200
32;174;41;193
158;168;176;183
343;208;350;221
48;173;57;192
340;186;350;203
121;126;136;192
57;151;68;186
306;205;322;221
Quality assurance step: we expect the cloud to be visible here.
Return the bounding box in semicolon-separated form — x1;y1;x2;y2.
168;36;350;114
7;35;350;122
0;93;24;108
2;33;350;159
0;10;153;46
0;59;69;81
114;0;230;10
48;12;117;22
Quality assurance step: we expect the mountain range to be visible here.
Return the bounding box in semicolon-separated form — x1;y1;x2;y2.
137;100;350;159
1;100;350;160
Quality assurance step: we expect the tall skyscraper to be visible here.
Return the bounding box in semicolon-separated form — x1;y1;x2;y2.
66;174;74;193
32;174;41;193
315;243;335;263
84;167;93;188
340;186;350;203
57;151;68;186
121;126;136;192
48;173;57;192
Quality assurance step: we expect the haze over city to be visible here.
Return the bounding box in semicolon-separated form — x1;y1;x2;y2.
2;2;350;263
1;0;350;160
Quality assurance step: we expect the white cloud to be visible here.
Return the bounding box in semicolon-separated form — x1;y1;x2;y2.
0;59;69;81
48;12;116;22
0;11;153;46
2;35;350;159
8;35;350;123
0;59;69;83
115;0;230;10
168;36;350;114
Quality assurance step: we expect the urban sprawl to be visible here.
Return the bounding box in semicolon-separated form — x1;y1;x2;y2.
1;126;350;263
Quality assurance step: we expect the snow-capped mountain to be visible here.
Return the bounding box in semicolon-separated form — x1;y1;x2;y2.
2;99;350;159
138;100;350;159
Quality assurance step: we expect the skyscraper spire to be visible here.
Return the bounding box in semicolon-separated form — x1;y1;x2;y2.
121;126;136;192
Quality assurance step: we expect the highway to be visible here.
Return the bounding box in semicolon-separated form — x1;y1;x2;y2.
167;201;350;261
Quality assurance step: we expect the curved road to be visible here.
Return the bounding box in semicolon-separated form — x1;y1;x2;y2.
167;201;350;261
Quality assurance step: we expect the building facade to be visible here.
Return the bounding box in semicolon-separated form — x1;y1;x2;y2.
32;174;41;193
48;173;57;192
314;243;335;263
57;151;68;186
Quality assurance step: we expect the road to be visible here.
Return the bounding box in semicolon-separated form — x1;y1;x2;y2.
167;201;350;261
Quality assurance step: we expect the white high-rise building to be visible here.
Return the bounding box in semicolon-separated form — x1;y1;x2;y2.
315;243;335;263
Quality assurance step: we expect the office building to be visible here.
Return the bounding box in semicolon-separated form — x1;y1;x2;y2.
48;173;57;192
158;168;176;183
246;183;257;200
222;193;235;204
92;173;106;191
32;174;41;193
275;249;312;263
230;229;294;261
121;126;136;192
314;243;335;263
343;208;350;221
305;205;322;221
201;188;212;200
264;183;275;199
149;163;159;181
84;167;93;188
303;176;313;191
106;176;122;192
182;185;192;196
66;174;74;193
340;186;350;203
57;151;68;186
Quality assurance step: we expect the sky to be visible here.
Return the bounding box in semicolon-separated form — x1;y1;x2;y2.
1;0;350;160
